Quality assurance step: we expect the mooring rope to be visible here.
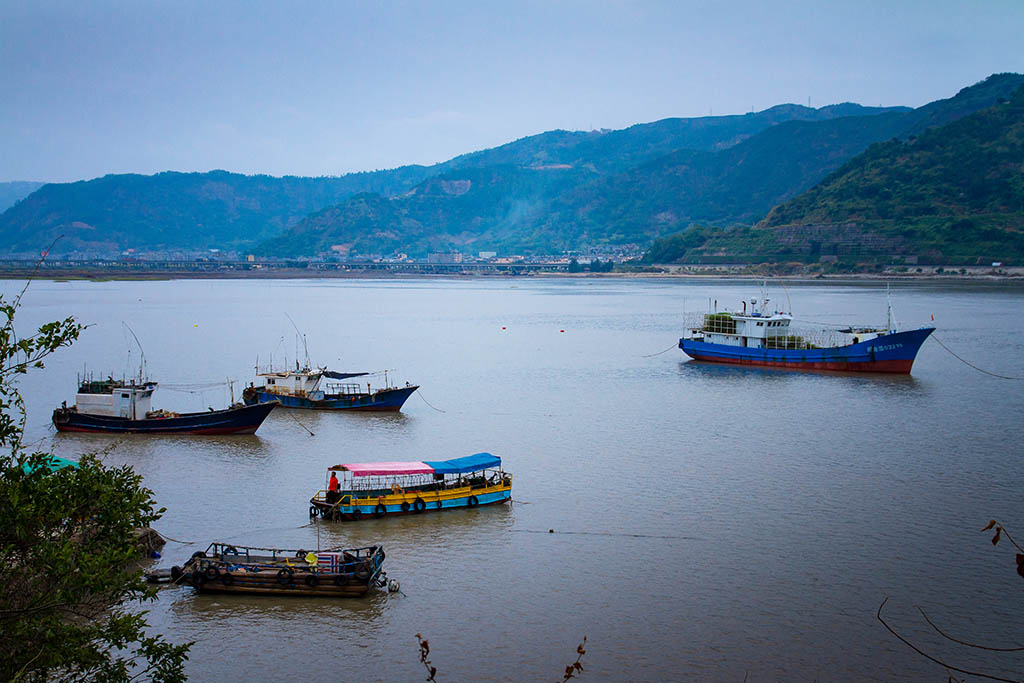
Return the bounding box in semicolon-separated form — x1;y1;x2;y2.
416;391;446;413
511;528;693;540
286;410;315;436
641;342;679;358
931;335;1024;380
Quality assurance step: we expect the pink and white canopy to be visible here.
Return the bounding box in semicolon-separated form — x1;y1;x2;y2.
329;461;435;477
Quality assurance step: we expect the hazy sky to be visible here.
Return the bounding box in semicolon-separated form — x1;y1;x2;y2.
2;1;1022;183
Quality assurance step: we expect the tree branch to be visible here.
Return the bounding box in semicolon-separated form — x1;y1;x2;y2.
877;597;1020;683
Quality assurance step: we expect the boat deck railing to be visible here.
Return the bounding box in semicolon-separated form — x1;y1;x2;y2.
312;470;512;508
201;542;380;566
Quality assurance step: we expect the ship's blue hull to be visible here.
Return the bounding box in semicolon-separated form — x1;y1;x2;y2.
679;327;934;374
52;401;276;434
243;385;418;411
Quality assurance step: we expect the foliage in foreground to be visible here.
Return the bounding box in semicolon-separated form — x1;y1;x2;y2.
0;289;190;681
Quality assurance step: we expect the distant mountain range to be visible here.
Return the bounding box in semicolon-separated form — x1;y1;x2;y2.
2;72;1022;263
0;182;45;213
647;75;1024;266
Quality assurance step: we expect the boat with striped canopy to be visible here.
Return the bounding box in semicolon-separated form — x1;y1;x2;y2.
310;453;512;521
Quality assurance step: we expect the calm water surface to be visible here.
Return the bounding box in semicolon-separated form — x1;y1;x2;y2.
7;276;1024;681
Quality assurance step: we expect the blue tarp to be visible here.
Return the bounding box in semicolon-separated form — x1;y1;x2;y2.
423;452;501;475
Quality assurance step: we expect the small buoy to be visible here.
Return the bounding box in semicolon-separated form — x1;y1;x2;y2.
560;330;565;333
193;324;198;327
388;578;400;593
549;529;554;533
501;326;506;330
150;550;161;559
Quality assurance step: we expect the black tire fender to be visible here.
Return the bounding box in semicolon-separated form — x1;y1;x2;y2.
277;568;294;586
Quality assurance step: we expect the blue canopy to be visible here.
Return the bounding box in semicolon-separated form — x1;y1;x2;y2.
423;452;501;475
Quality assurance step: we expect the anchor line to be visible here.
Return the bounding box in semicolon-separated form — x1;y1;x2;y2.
931;335;1024;380
641;343;679;358
416;391;446;413
286;410;315;436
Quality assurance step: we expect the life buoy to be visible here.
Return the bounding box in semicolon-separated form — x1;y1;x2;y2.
204;565;219;580
309;505;319;517
220;572;234;586
333;574;348;586
171;565;183;582
295;549;307;559
277;568;294;585
467;495;479;508
400;501;411;513
351;509;362;520
305;574;320;587
413;498;426;512
223;545;239;556
374;503;387;518
355;563;372;581
191;551;206;559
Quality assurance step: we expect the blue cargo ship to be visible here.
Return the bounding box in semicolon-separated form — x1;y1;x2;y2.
678;294;933;374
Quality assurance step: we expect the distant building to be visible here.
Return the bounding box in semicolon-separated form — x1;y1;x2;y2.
478;251;497;259
427;252;463;264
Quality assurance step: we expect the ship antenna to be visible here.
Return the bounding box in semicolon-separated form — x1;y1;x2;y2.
122;322;146;382
886;283;896;331
285;313;311;370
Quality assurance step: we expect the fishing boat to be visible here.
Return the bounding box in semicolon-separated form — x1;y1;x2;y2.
310;452;512;521
174;542;387;597
678;290;934;374
242;364;418;411
52;377;276;434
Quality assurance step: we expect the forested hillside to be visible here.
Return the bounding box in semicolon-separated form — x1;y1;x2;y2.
644;75;1024;266
3;73;1022;260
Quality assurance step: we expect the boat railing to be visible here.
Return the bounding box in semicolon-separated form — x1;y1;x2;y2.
314;469;512;505
762;327;848;350
324;382;370;396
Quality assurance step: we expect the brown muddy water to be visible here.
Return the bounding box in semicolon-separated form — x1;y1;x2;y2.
7;277;1024;681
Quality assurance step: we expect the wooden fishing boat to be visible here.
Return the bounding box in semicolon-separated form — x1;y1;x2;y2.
51;377;276;434
310;452;512;521
243;365;418;411
176;542;386;597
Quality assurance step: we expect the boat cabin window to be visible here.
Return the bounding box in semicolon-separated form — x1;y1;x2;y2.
268;379;275;385
757;322;763;326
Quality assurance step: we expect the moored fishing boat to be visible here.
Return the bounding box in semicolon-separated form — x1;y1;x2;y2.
52;377;276;434
310;452;512;521
176;542;387;597
678;291;934;374
243;365;418;411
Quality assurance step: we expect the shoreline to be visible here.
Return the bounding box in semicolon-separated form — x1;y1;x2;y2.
0;265;1022;284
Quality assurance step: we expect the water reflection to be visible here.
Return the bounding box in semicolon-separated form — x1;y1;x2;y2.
677;358;924;393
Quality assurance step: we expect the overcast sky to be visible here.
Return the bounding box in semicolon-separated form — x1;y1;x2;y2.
2;0;1022;183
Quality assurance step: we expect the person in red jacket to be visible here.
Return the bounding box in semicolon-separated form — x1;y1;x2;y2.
327;471;340;504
